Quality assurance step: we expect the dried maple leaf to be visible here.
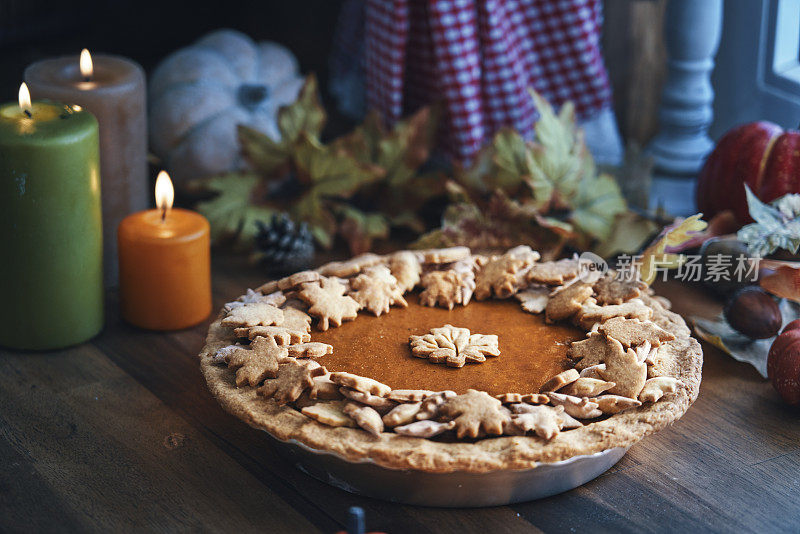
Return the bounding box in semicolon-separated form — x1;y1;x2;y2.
336;108;437;187
298;277;361;331
409;324;499;368
569;171;626;243
593;210;660;259
456;128;533;195
238;74;326;174
195;75;435;254
439;389;510;438
413;186;572;257
760;263;800;302
525;89;586;207
336;107;442;223
738;185;800;257
419;89;632;255
639;214;708;284
336;204;390;256
194;173;276;247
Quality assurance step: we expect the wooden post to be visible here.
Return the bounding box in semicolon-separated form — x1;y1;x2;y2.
648;0;723;176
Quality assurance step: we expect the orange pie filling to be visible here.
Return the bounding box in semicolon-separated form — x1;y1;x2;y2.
313;294;584;394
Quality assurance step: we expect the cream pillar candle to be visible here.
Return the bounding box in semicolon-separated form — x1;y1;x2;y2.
25;51;147;286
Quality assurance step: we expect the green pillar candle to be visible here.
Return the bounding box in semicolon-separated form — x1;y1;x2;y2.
0;89;103;350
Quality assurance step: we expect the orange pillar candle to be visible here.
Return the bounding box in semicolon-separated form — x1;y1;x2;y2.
118;171;211;330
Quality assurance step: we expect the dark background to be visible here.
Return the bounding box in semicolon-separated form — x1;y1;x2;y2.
0;1;668;145
0;1;346;124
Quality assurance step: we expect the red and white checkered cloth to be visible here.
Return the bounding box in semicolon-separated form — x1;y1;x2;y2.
362;0;612;164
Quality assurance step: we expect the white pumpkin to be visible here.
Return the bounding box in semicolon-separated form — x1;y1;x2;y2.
149;29;303;185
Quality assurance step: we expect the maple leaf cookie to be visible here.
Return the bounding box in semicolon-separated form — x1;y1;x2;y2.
574;298;653;330
567;332;619;370
419;269;474;310
438;389;511;438
545;282;593;322
301;400;357;427
317;253;383;278
509;404;566;439
409;324;499;368
474;246;538;300
221;302;284;328
224;288;286;312
343;402;384;436
224;336;290;388
388;251;422;292
526;258;580;286
298;277;361;331
599;338;648;398
598;316;675;349
348;265;408;316
639;376;680;403
257;359;327;405
394;419;456;438
420;246;471;264
593;272;647;305
235;307;313;345
516;286;550;314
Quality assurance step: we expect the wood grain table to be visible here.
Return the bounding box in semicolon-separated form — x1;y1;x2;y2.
2;254;798;533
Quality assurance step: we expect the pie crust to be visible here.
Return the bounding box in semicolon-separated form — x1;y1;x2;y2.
200;248;702;473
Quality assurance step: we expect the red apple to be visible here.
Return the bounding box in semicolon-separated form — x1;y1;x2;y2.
782;319;800;334
696;121;800;225
767;330;800;405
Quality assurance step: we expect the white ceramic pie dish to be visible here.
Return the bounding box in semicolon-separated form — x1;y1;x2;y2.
265;430;628;507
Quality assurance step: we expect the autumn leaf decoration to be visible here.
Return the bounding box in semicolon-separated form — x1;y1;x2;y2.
415;89;628;257
637;214;708;284
738;185;800;257
194;75;439;253
736;185;800;302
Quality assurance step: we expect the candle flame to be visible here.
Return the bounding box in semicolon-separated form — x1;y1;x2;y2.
80;49;93;79
18;83;32;116
155;171;174;219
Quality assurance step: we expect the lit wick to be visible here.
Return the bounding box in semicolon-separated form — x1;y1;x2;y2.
80;49;93;83
155;171;174;223
18;83;32;118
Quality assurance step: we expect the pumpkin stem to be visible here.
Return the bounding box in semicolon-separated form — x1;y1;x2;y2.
238;84;270;112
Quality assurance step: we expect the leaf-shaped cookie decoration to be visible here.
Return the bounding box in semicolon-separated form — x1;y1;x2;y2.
347;265;407;316
298;277;361;331
438;389;510;438
409;324;499;367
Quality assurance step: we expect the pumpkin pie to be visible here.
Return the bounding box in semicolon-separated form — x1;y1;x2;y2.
200;246;702;472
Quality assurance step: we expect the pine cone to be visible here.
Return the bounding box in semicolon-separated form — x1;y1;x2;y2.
253;214;315;274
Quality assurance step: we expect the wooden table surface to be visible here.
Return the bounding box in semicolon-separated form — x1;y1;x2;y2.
2;254;798;534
